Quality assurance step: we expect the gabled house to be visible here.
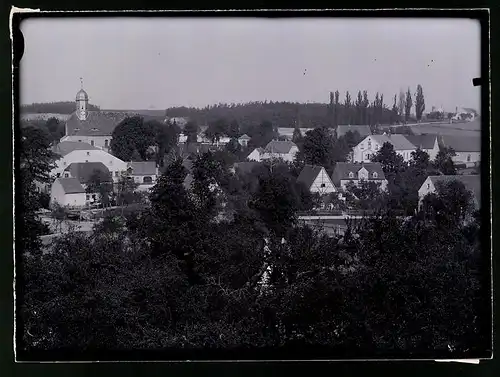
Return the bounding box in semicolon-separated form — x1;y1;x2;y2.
438;135;481;167
63;162;112;205
247;147;265;162
336;125;372;139
127;161;159;189
238;134;251;147
261;140;299;162
353;134;417;163
49;177;86;208
331;162;388;191
404;134;440;161
418;175;481;209
52;141;127;182
297;165;336;195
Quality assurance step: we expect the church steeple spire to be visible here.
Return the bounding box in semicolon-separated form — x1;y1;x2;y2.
76;78;89;121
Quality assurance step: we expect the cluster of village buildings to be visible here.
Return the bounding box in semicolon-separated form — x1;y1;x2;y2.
35;86;481;213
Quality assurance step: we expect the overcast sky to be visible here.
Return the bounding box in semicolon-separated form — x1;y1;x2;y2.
20;17;481;112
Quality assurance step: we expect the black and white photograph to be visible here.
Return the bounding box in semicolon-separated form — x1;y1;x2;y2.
14;12;491;361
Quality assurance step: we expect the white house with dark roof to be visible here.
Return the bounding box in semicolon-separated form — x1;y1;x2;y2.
63;162;112;204
238;134;251;147
127;161;159;190
50;177;86;208
331;162;388;191
404;134;440;161
353;134;417;163
418;175;481;210
261;140;299;162
52;141;127;182
297;165;336;195
439;135;481;167
60;86;137;152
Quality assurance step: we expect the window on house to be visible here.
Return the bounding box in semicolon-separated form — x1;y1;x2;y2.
78;140;82;142
92;194;96;200
360;144;364;149
85;160;88;163
63;161;66;166
90;140;94;146
321;183;326;188
143;176;153;184
368;140;372;150
105;140;109;147
86;194;90;200
56;173;60;178
64;173;69;178
467;154;471;162
115;171;119;177
427;183;430;189
349;172;354;178
373;172;378;178
86;152;90;156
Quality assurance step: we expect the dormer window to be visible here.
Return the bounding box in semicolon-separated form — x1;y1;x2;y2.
348;172;354;178
74;128;80;131
373;172;378;178
368;140;372;150
91;128;99;131
86;152;90;156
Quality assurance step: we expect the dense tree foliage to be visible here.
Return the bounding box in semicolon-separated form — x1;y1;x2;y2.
110;116;178;162
19;126;59;253
21;159;485;356
165;96;400;131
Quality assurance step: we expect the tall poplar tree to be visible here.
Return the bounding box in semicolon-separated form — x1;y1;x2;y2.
405;87;413;123
415;84;426;122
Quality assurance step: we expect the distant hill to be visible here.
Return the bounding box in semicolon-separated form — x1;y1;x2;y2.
21;101;100;114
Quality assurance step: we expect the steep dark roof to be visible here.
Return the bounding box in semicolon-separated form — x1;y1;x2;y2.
264;140;297;154
428;175;481;207
331;162;386;186
337;125;372;138
297;165;324;189
53;141;99;156
404;134;438;150
439;135;481;152
64;162;110;184
128;161;157;176
56;177;85;194
65;111;137;137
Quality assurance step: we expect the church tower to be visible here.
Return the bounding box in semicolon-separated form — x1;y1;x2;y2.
75;77;88;121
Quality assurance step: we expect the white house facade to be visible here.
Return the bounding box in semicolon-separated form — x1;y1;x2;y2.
353;134;417;163
50;178;87;208
52;143;128;182
297;165;336;195
331;162;388;191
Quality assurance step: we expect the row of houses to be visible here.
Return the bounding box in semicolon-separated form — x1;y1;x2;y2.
295;163;480;211
45;140;159;209
353;133;481;167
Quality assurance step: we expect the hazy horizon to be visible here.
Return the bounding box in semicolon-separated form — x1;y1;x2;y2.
20;17;481;113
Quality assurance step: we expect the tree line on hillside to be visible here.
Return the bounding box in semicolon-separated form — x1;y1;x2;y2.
165;85;426;129
21;101;100;114
18;122;487;357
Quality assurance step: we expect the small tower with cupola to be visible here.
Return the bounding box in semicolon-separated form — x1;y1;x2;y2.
75;77;89;121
